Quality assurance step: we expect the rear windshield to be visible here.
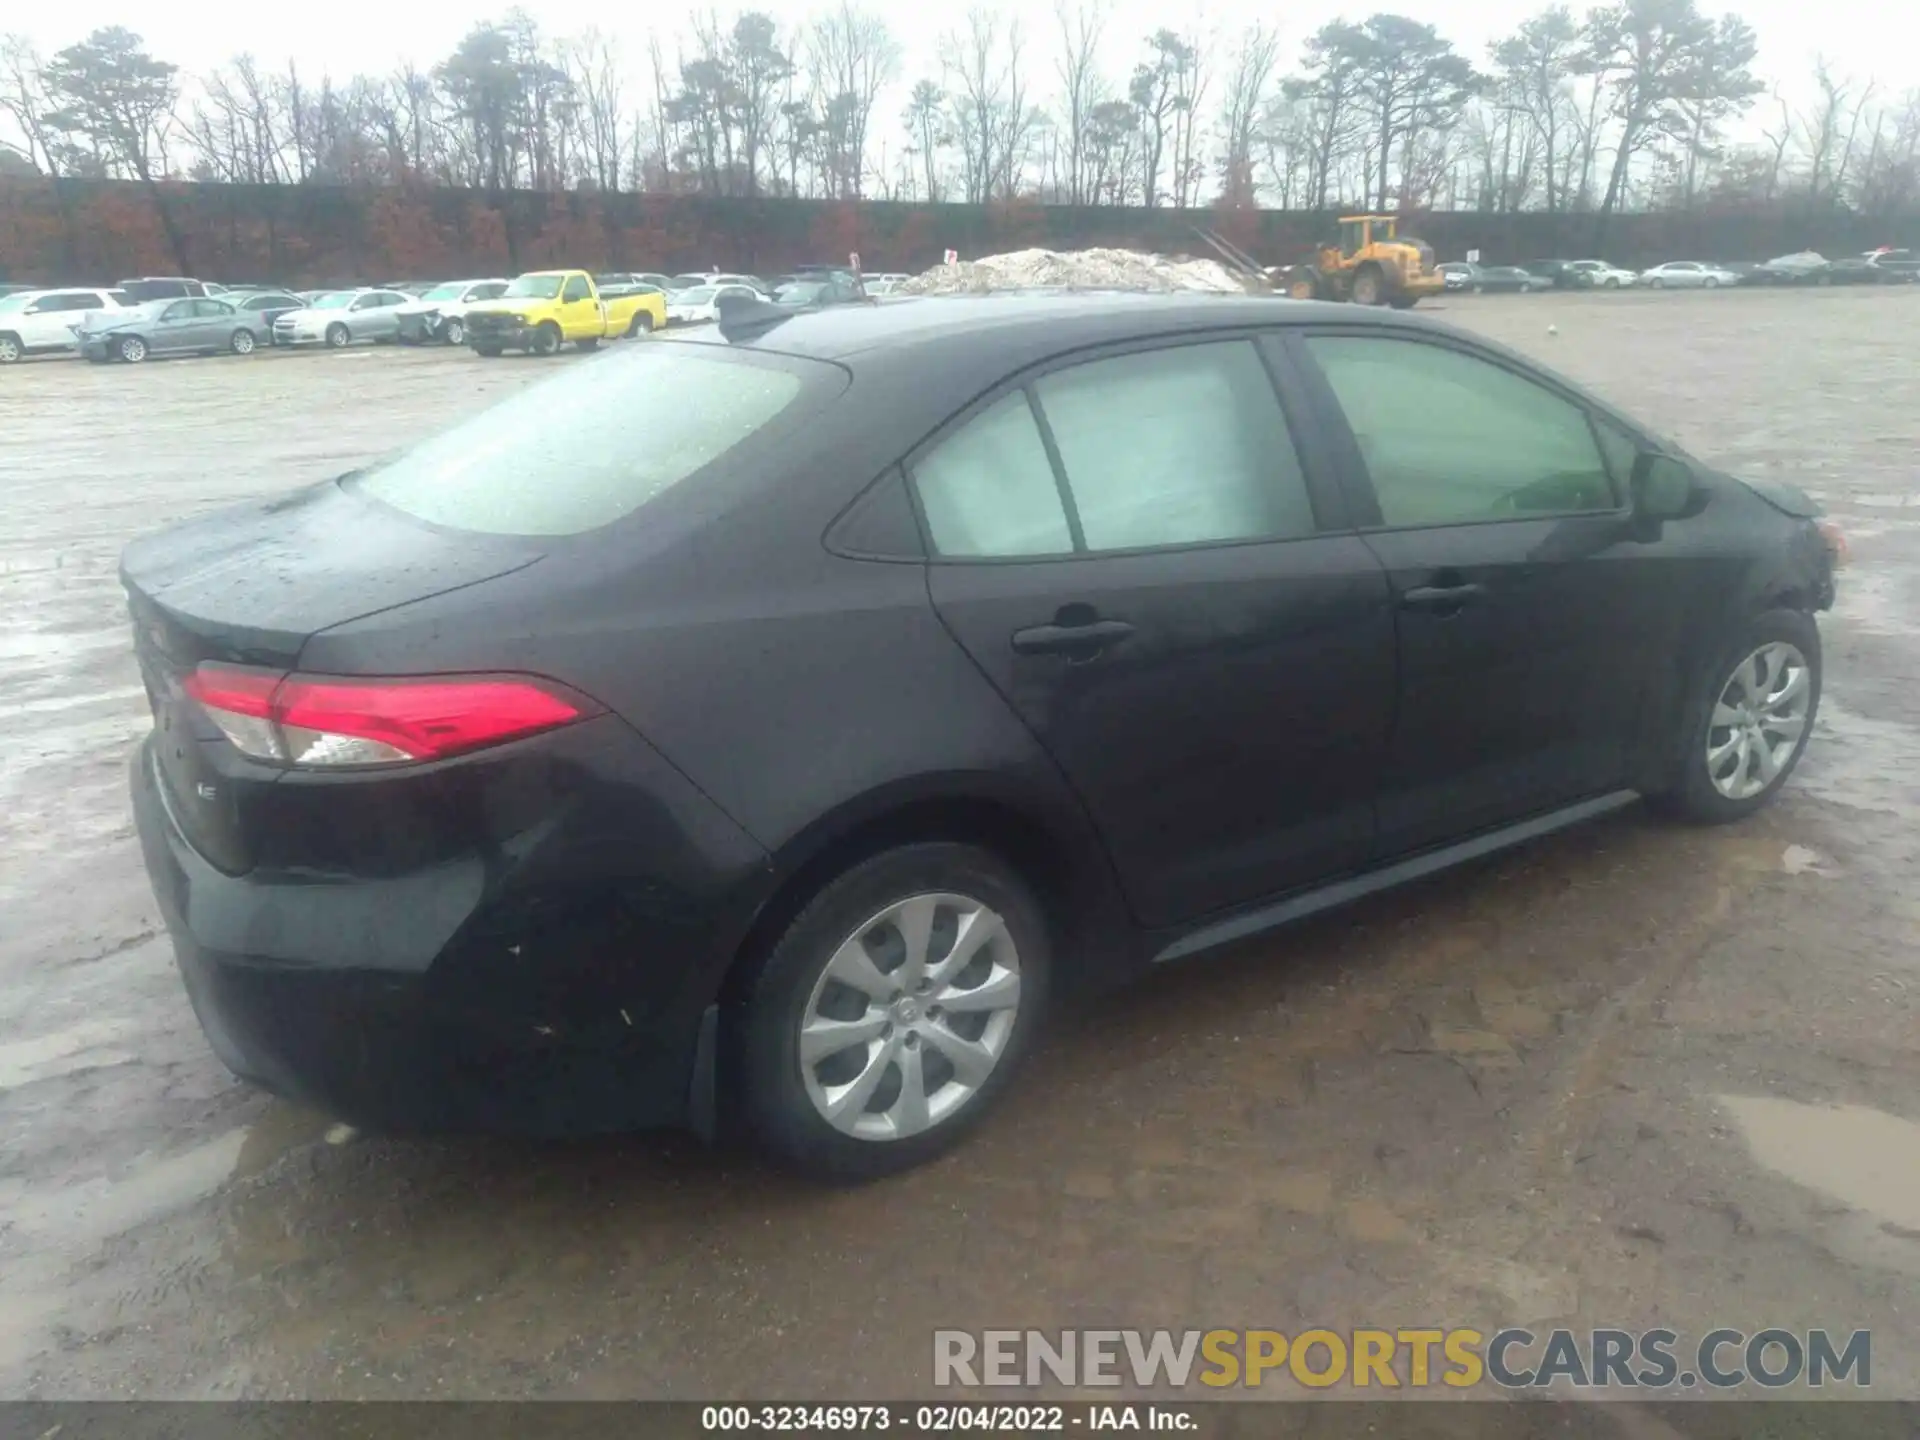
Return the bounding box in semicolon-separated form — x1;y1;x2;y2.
350;345;817;535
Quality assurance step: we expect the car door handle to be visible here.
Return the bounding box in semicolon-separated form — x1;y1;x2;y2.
1010;618;1136;655
1400;582;1487;611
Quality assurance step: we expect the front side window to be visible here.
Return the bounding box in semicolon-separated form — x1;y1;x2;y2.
504;275;564;300
161;301;192;321
1031;341;1316;551
193;299;234;317
562;276;591;302
1305;335;1618;526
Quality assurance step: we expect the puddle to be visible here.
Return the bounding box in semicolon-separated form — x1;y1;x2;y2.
1718;1094;1920;1232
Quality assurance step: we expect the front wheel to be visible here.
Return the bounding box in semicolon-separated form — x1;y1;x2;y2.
230;328;256;355
1653;609;1821;824
1704;277;1720;289
0;333;21;364
737;842;1049;1181
325;323;350;348
117;335;148;363
442;318;465;346
531;323;562;357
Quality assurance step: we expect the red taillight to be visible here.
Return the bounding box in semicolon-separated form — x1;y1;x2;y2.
182;664;599;767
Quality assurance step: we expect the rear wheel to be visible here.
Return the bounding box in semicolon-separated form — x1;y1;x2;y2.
737;842;1048;1181
1704;276;1720;289
325;323;350;348
1654;609;1821;824
627;312;656;336
1605;276;1621;289
1648;277;1664;289
531;322;562;357
0;333;20;364
117;335;148;363
229;328;256;355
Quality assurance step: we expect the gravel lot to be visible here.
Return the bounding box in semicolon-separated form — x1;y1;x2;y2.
2;291;1917;1406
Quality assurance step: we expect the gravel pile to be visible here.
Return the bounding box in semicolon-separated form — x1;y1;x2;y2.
899;247;1253;296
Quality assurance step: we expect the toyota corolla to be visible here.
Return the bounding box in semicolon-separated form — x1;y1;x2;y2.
125;294;1840;1179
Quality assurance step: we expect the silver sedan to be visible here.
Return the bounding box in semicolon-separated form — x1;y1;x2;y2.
1640;261;1742;289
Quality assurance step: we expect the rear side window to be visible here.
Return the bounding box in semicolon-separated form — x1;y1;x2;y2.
912;339;1317;559
353;346;812;536
1305;335;1618;526
1032;342;1316;550
915;393;1073;557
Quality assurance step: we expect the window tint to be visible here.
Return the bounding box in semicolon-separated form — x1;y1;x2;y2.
1032;341;1316;551
562;275;591;302
915;393;1073;558
1306;336;1618;526
161;301;192;320
193;299;233;317
353;345;815;536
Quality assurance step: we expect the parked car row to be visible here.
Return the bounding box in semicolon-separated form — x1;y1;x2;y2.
1454;250;1920;294
2;263;892;366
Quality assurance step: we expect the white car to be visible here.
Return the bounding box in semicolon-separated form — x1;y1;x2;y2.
271;288;412;347
1641;261;1741;289
0;286;126;363
394;278;511;345
665;282;763;326
1566;259;1638;289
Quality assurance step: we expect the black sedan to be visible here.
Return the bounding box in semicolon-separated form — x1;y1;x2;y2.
123;294;1840;1179
1437;262;1546;293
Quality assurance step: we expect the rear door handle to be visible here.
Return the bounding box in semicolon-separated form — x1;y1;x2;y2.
1010;618;1136;655
1400;582;1487;611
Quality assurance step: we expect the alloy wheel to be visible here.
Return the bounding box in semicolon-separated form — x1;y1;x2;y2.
1706;641;1812;800
231;329;255;354
118;336;147;363
798;892;1022;1142
444;319;465;345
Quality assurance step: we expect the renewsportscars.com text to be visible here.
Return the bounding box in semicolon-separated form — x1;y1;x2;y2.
933;1327;1871;1390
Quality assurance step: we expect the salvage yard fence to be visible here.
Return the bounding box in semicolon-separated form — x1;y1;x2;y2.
3;178;1915;287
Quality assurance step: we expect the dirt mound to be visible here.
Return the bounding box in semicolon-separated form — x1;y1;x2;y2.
899;247;1253;296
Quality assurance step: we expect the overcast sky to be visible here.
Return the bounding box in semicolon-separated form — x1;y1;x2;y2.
13;0;1913;150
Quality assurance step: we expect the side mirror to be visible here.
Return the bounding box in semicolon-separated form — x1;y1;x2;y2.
1631;453;1703;522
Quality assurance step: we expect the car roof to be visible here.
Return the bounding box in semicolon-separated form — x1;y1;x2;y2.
700;291;1412;365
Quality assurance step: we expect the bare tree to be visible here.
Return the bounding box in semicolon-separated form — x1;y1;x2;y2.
1214;22;1279;203
1800;58;1873;207
1053;0;1107;203
807;2;899;198
941;10;1038;201
564;29;625;190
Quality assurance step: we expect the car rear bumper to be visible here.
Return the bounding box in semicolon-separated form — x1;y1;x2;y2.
129;732;764;1137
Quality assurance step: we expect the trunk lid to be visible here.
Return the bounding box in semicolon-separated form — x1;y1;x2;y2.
122;480;541;871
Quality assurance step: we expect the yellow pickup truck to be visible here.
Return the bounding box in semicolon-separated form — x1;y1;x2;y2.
462;269;667;357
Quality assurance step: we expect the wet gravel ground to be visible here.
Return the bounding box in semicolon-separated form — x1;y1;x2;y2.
1;292;1916;1405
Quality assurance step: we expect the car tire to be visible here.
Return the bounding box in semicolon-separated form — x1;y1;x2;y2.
0;333;21;364
1653;608;1821;825
230;328;256;355
531;323;562;356
576;337;601;352
117;335;148;363
1648;277;1664;289
1605;276;1620;288
737;842;1050;1182
443;318;465;346
627;313;655;337
325;323;350;348
1704;277;1719;289
1351;265;1385;306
